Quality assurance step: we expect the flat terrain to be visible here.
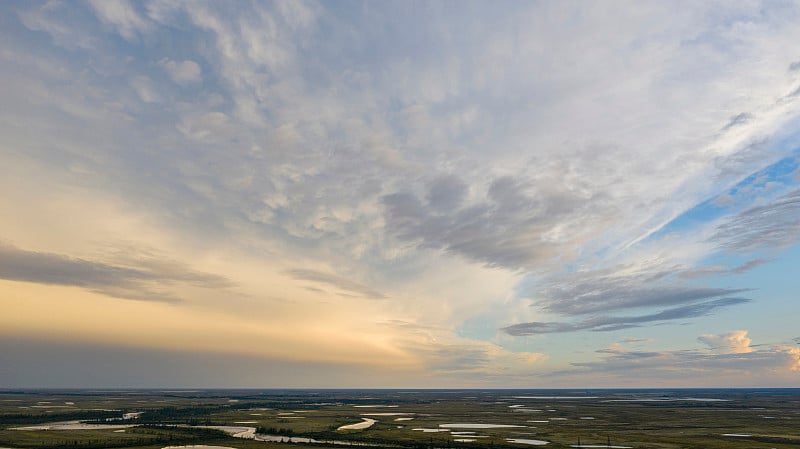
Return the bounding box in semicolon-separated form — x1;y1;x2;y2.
1;389;798;449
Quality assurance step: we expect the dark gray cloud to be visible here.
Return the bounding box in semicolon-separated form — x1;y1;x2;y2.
790;61;800;72
533;266;748;316
503;297;750;335
711;188;800;252
426;175;468;211
720;112;752;131
0;242;232;302
0;243;150;288
383;175;606;270
287;268;386;299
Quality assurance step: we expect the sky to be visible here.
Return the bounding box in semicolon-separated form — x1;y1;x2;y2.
1;0;800;389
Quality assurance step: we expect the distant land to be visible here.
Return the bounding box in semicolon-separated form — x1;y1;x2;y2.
1;389;799;449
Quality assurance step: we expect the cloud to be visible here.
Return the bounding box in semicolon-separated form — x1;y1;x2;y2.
87;0;152;42
679;258;769;279
408;340;547;380
530;264;749;316
426;175;468;211
549;340;800;385
677;265;727;279
17;1;97;50
382;174;609;270
720;112;752;131
129;75;160;103
500;239;760;335
503;297;750;335
0;242;232;303
698;330;753;353
785;346;800;371
712;138;774;181
622;337;654;344
161;59;202;85
730;258;770;273
286;269;386;299
712;188;800;252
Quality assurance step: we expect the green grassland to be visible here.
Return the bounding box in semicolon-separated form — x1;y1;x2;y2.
1;389;798;449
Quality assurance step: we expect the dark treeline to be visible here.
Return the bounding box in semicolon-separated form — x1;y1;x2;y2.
0;409;120;425
257;426;295;435
135;405;227;423
0;426;230;449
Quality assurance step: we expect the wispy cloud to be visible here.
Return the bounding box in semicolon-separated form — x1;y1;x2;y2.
531;265;749;316
678;258;769;279
720;112;753;132
501;252;761;335
287;269;386;299
503;297;750;335
712;188;800;252
0;242;232;303
86;0;152;42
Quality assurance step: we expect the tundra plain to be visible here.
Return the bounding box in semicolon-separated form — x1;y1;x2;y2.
1;389;798;449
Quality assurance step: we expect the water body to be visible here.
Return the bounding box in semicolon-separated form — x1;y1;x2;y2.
361;412;414;416
514;396;599;400
338;418;377;430
603;398;729;403
506;438;550;445
570;445;632;448
201;426;255;439
163;446;237;449
205;425;387;447
254;434;387;446
13;421;135;431
440;423;526;429
353;405;399;408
